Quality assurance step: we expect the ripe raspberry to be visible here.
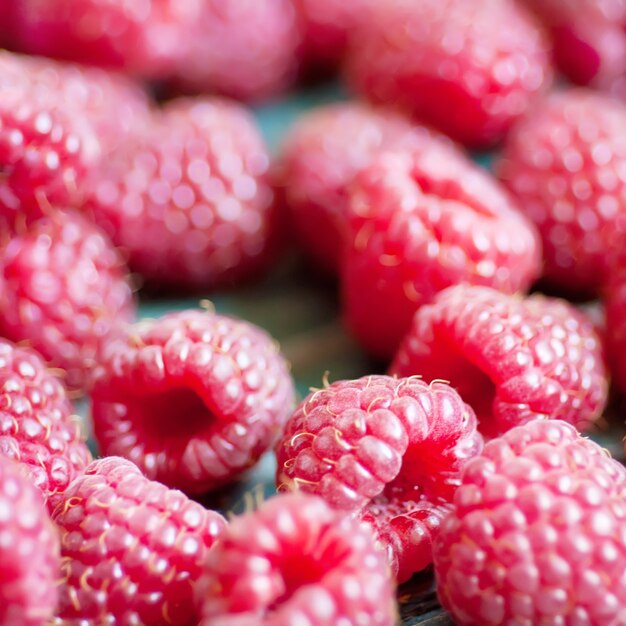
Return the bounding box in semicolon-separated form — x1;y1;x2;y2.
275;375;482;582
391;285;608;439
51;456;227;625
342;144;541;359
172;0;301;102
13;0;202;79
196;492;396;625
0;212;136;392
433;419;626;626
497;88;626;296
344;0;552;149
86;97;279;291
0;455;60;626
277;103;424;274
0;338;91;510
91;309;295;494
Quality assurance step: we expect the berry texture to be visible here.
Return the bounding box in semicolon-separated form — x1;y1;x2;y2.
0;455;60;626
91;309;295;494
344;0;552;149
433;419;626;626
497;88;626;296
87;97;279;291
51;456;227;625
196;492;397;626
275;375;482;582
342;144;541;359
277;103;422;274
0;338;91;510
0;212;136;392
391;285;608;439
173;0;301;101
604;249;626;394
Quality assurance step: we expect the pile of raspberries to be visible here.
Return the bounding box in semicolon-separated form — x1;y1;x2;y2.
1;1;626;625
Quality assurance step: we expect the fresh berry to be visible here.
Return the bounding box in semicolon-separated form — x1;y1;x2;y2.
344;0;552;149
0;455;60;626
275;375;482;582
497;88;626;297
0;212;136;392
172;0;301;101
391;285;608;439
12;0;202;79
433;419;626;626
0;338;91;510
51;456;227;625
86;97;279;291
277;103;423;274
91;309;295;494
196;492;397;625
604;250;626;394
342;144;541;359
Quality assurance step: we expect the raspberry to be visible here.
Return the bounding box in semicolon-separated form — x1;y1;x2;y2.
344;0;552;149
0;212;136;392
51;456;227;625
172;0;301;102
604;250;626;394
0;338;91;510
275;375;482;582
342;144;541;359
433;419;626;626
86;97;279;292
13;0;202;79
0;455;60;626
196;492;397;625
277;103;423;274
497;88;626;296
91;309;295;494
391;285;608;439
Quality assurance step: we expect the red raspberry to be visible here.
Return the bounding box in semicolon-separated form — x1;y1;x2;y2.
0;455;60;626
86;97;279;291
391;285;608;439
173;0;301;102
51;456;227;625
497;88;626;297
344;0;552;149
91;309;295;494
0;212;136;392
13;0;201;79
196;492;397;625
277;103;424;274
342;144;541;359
433;419;626;626
275;375;482;582
0;338;91;510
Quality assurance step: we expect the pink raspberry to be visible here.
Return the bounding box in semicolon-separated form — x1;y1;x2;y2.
0;212;136;392
275;375;482;582
91;309;295;494
51;456;227;625
196;492;397;625
391;284;608;439
433;419;626;626
342;143;541;359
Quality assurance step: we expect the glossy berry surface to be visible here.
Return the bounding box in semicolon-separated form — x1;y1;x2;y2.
87;97;279;291
342;143;541;359
391;285;608;439
433;419;626;626
498;88;626;296
344;0;552;149
51;456;227;625
0;455;60;626
0;212;136;392
276;375;482;582
91;309;295;494
196;492;396;626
